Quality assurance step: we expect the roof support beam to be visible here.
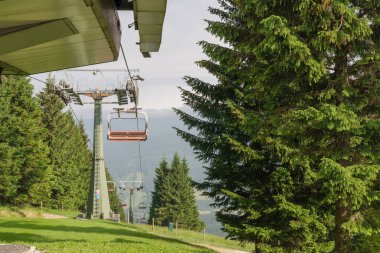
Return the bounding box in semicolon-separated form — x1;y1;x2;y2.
0;19;78;56
0;60;28;75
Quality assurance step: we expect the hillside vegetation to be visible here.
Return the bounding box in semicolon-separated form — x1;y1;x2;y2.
0;76;92;210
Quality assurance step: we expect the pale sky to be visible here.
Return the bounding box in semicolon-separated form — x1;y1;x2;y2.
31;0;219;112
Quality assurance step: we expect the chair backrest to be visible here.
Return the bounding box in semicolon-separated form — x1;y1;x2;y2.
107;109;148;142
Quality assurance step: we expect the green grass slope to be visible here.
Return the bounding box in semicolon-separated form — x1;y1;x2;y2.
0;218;214;253
136;224;254;252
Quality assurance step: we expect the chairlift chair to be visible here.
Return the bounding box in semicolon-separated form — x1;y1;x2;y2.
138;195;148;210
107;108;148;141
138;202;147;210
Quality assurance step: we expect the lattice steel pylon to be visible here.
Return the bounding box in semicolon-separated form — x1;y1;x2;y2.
118;180;143;224
87;95;111;219
56;79;130;219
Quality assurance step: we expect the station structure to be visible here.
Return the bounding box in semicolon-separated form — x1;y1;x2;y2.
0;0;167;74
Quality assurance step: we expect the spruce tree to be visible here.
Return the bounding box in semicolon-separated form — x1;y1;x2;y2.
179;158;204;230
175;1;380;252
0;76;52;206
0;76;92;209
38;78;92;210
0;143;19;204
150;154;204;230
149;157;170;224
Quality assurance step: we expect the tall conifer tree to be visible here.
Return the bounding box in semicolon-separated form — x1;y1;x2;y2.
149;157;170;224
150;154;204;230
175;1;380;252
178;158;204;230
0;76;52;206
38;78;92;210
0;143;18;204
0;76;92;209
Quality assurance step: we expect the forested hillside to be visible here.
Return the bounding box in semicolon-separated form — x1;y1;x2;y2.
0;76;92;210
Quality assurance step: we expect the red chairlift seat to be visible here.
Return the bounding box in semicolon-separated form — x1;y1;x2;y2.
107;108;148;142
108;130;147;141
138;202;147;210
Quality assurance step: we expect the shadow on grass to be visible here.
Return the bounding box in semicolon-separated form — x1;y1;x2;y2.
0;233;148;249
0;232;91;243
112;238;146;244
0;220;185;246
0;232;41;242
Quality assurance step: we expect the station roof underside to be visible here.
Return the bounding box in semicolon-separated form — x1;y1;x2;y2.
0;0;167;75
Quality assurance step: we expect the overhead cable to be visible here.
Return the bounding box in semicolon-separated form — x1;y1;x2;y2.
30;75;84;135
121;45;133;80
120;44;144;187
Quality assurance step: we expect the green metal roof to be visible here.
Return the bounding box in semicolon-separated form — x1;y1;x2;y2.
0;0;167;74
134;0;167;57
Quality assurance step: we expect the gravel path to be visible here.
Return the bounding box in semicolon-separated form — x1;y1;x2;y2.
146;231;249;253
0;244;41;253
196;244;249;253
42;213;68;219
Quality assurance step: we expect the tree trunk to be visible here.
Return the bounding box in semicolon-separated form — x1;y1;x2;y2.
334;45;349;106
335;203;350;253
333;44;350;253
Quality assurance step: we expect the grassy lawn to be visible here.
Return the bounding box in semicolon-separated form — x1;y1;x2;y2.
136;224;254;252
0;218;214;253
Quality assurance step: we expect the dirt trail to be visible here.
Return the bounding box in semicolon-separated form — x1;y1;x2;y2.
146;231;249;253
0;244;41;253
42;213;68;219
196;244;249;253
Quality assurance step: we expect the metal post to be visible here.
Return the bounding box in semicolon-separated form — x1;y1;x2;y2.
86;98;111;219
129;188;134;224
152;218;155;231
175;221;178;235
203;228;206;242
40;201;43;211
